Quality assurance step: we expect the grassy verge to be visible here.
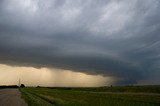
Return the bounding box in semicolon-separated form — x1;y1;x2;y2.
20;88;53;106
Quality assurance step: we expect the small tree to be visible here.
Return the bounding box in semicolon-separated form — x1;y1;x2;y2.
37;85;40;88
20;84;25;88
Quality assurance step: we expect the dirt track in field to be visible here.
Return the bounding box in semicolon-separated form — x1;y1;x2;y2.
0;89;27;106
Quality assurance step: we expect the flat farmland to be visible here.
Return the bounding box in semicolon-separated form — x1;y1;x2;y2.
20;86;160;106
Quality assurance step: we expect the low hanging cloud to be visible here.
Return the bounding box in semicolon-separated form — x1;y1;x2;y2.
0;64;111;87
0;0;160;85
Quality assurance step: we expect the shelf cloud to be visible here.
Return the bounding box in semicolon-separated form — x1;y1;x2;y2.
0;0;160;85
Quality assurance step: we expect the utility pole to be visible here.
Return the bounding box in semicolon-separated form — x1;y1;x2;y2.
18;78;21;87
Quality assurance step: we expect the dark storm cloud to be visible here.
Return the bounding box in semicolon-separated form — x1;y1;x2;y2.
0;0;160;85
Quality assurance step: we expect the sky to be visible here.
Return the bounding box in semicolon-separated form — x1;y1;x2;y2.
0;0;160;86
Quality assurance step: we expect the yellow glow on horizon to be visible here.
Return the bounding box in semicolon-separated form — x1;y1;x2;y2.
0;64;114;87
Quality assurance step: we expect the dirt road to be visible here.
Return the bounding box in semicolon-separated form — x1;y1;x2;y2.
0;89;27;106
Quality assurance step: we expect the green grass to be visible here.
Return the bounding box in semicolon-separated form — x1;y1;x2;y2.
20;86;160;106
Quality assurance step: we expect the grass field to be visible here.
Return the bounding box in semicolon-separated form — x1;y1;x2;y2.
20;86;160;106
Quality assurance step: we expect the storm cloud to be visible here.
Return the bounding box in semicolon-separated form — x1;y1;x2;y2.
0;0;160;85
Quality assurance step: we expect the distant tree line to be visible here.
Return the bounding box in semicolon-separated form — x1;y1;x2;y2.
0;84;26;89
0;85;19;89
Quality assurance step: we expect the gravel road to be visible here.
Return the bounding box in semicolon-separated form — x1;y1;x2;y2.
0;89;27;106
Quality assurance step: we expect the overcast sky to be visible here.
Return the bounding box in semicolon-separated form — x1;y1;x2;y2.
0;0;160;85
